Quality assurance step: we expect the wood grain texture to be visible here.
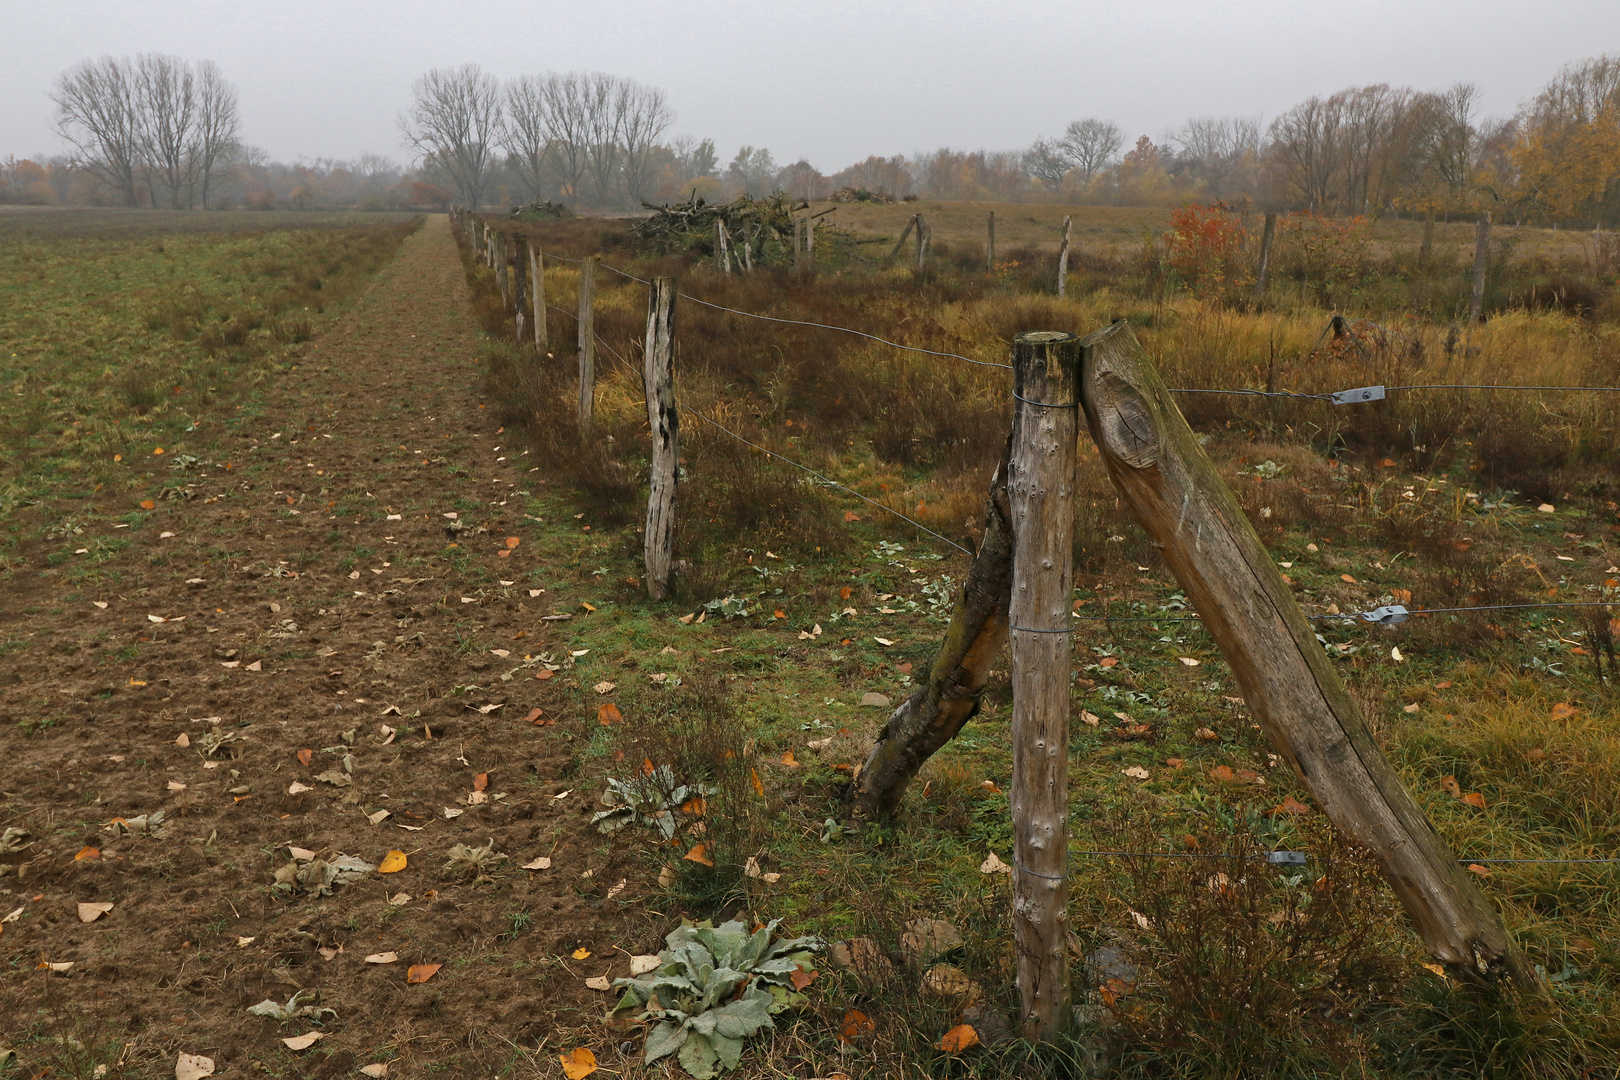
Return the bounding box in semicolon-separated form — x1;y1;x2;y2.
1008;330;1082;1039
530;242;547;352
850;440;1014;818
577;255;598;429
642;276;679;601
1077;320;1532;986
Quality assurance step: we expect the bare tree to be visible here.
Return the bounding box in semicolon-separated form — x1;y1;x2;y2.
400;64;503;209
1059;118;1124;182
1023;137;1071;189
537;73;591;202
619;80;673;203
1268;95;1341;211
135;54;198;208
191;60;238;209
51;56;142;206
581;73;624;205
504;74;554;202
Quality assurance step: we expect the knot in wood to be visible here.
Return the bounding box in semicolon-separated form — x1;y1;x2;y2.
1093;370;1159;469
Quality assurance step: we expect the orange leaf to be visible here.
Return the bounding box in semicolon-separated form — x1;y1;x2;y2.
773;609;785;619
505;536;520;550
597;703;622;726
473;772;489;792
139;499;155;510
1099;657;1119;668
406;963;441;984
75;846;100;862
781;750;799;767
1340;574;1357;583
790;966;816;991
681;797;707;816
1269;795;1311;816
1435;681;1453;689
939;1024;980;1053
571;948;592;959
843;511;859;522
1209;765;1237;782
559;1048;598;1080
683;843;714;867
749;768;764;797
379;850;408;874
1466;863;1493;878
535;670;554;681
497;549;511;558
522;707;545;724
1551;702;1577;721
1440;775;1462;798
839;1009;875;1043
840;586;853;600
1462;792;1487;809
296;748;313;767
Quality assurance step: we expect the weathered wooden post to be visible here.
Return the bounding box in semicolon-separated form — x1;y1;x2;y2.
530;241;548;352
1470;212;1491;323
716;219;731;274
642;277;679;600
794;217;806;274
577;255;598;429
1255;212;1277;296
987;211;996;271
804;214;815;272
512;238;528;340
1056;215;1072;297
1076;320;1533;987
889;214;918;262
915;214;930;272
1008;330;1082;1040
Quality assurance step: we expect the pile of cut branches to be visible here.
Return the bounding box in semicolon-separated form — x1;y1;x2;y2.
631;190;820;266
508;200;576;221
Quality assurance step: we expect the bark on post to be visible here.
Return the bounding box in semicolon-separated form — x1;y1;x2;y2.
1255;212;1277;296
987;211;996;272
850;441;1015;817
642;277;679;601
1470;213;1492;324
512;239;528;339
530;242;548;352
1008;330;1082;1041
1056;215;1072;298
805;215;815;271
1075;320;1533;987
577;255;599;429
890;215;917;261
915;214;930;272
716;219;731;274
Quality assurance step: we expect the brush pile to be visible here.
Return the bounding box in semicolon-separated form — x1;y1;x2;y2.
631;191;811;263
508;200;576;221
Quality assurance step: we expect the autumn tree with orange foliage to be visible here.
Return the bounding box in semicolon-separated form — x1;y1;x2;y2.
1511;54;1620;225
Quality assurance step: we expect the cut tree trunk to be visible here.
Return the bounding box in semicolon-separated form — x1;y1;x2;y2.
849;438;1015;818
1076;320;1534;988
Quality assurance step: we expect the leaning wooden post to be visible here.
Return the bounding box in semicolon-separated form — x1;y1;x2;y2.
1008;330;1081;1041
1076;320;1534;987
1470;212;1491;324
530;242;548;352
1056;215;1072;297
987;211;996;271
1255;212;1277;296
642;277;679;601
889;214;918;261
577;255;599;429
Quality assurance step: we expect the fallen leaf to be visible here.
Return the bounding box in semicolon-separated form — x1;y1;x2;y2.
1080;710;1100;727
749;768;764;797
286;781;312;795
781;750;799;767
367;810;391;826
77;902;114;923
359;1066;389;1078
1403;703;1421;713
1551;702;1578;721
629;953;660;975
592;681;616;694
1177;656;1200;667
378;850;407;874
1422;962;1447;978
597;703;622;726
790;966;817;991
1462;792;1487;809
522;707;545;724
571;947;592;960
658;864;677;887
940;1024;980;1053
1466;863;1493;878
559;1048;598;1080
979;851;1011;875
282;1033;324;1051
75;846;100;862
1122;766;1150;780
1341;574;1357;583
389;893;411;906
1440;775;1462;798
874;637;896;646
175;732;190;748
473;772;489;792
406;963;441;984
840;1009;875;1043
684;843;714;867
1538;503;1556;513
1099;656;1119;668
237;936;255;947
245;660;262;671
41;961;74;973
166;780;187;792
585;975;612;990
844;511;859;522
1390;647;1404;662
365;952;399;964
296;748;313;767
1129;909;1153;931
175;1053;216;1080
1270;795;1311;816
521;856;552;870
505;536;520;549
1209;765;1237;782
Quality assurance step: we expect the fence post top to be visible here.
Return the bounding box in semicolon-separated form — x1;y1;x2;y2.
1014;330;1079;346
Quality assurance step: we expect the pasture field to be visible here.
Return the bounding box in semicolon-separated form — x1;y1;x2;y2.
0;206;1617;1079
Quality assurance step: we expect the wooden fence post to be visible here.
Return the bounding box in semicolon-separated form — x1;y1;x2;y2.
915;214;930;272
889;214;917;261
1470;212;1492;323
987;211;996;271
805;215;815;272
1056;215;1072;298
642;277;679;600
716;220;730;274
530;242;548;352
1075;320;1533;987
1008;330;1082;1041
577;255;598;429
1255;212;1277;296
794;218;806;274
512;238;528;340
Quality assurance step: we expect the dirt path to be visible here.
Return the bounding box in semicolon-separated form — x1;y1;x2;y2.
1;215;640;1076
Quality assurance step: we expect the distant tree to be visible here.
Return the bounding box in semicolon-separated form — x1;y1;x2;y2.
672;136;719;180
726;146;777;197
1511;54;1620;224
1023;137;1071;190
400;64;503;209
504;73;558;202
134;54;198;208
776;159;829;201
51;55;143;206
829;155;913;198
618;80;674;203
192;60;239;209
1059;118;1124;182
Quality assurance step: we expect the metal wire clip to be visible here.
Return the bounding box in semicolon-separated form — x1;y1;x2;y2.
1359;604;1410;625
1331;385;1386;405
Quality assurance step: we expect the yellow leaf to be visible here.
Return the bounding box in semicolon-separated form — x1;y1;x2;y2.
406;963;441;984
1551;702;1578;721
749;768;764;797
378;850;407;874
571;947;592;960
559;1048;598;1080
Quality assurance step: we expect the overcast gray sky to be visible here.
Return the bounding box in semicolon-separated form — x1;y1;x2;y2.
5;0;1618;169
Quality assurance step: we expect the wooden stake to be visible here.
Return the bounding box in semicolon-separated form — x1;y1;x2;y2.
716;219;730;274
805;215;814;271
577;255;598;429
987;211;996;271
915;214;930;272
642;276;679;601
530;242;548;352
851;440;1014;817
890;215;917;261
1255;212;1277;296
794;218;805;274
1056;215;1071;297
1008;330;1081;1041
1470;212;1491;324
1076;320;1533;987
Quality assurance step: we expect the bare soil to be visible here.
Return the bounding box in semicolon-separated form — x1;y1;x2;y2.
0;216;649;1076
